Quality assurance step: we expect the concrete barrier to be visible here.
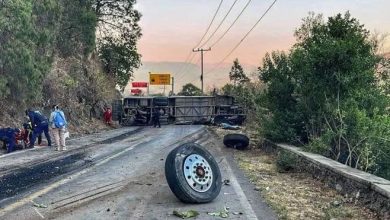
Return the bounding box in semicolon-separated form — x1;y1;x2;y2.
263;140;390;219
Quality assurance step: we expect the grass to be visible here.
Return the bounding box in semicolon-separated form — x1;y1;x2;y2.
233;149;378;220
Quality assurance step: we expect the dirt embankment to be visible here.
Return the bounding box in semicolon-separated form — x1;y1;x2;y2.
0;55;119;136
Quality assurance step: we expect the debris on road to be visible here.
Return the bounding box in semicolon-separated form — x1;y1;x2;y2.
220;123;240;130
32;202;48;208
172;210;199;219
223;179;231;185
207;207;229;218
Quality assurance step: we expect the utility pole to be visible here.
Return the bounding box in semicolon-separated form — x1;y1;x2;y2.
147;72;151;96
171;77;174;95
193;48;211;94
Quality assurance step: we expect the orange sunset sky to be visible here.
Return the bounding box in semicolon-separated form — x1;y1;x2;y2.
136;0;390;66
128;0;390;93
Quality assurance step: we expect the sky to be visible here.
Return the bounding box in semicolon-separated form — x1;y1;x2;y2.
136;0;390;67
129;0;390;94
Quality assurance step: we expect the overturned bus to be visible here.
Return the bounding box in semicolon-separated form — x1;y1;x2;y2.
112;95;245;126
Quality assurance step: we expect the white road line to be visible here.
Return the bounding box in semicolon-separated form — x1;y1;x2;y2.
0;127;204;217
33;207;45;219
222;157;258;220
0;138;149;217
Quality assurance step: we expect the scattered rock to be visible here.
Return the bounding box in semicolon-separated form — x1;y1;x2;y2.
335;184;342;192
107;208;110;212
331;201;342;207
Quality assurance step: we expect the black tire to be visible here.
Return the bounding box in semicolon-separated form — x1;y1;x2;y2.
165;143;222;203
223;134;250;150
153;97;168;106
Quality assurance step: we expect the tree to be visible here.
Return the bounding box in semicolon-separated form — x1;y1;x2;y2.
0;0;60;103
94;0;142;91
258;51;304;142
229;59;249;85
56;0;97;57
178;83;202;96
258;12;390;178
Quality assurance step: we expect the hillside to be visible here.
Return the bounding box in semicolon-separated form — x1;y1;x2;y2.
0;1;140;132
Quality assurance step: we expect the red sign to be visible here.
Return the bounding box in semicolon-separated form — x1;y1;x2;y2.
132;82;148;88
131;89;142;94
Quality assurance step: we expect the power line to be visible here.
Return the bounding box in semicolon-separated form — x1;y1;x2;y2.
193;0;224;49
209;0;252;48
199;0;239;48
176;0;224;85
206;0;278;74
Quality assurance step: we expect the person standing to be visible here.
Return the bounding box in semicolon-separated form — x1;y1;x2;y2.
103;107;112;125
26;109;52;148
49;105;68;151
152;108;161;128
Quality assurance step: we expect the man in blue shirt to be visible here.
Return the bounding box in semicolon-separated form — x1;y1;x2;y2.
26;109;52;148
0;128;20;153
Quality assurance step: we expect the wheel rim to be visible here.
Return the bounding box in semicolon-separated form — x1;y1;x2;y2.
183;154;213;192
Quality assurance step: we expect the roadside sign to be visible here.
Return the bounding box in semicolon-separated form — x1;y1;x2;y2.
131;89;142;94
150;73;171;85
132;82;148;88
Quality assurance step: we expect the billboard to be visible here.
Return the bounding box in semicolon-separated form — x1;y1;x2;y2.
149;73;171;85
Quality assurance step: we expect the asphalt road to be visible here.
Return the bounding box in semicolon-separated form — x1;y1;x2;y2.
0;125;276;220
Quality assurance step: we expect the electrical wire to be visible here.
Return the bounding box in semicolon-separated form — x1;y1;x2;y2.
206;0;278;74
193;0;224;49
176;0;224;85
199;0;239;48
209;0;252;48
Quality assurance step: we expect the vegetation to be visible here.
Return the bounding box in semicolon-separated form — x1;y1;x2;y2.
222;59;262;111
178;83;202;96
94;0;142;90
0;0;142;123
223;12;390;180
276;150;299;173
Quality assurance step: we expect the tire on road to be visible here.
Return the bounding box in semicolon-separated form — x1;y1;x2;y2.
223;134;250;150
165;143;222;203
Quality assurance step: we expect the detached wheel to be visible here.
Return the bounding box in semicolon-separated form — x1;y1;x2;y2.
165;143;222;203
223;134;249;150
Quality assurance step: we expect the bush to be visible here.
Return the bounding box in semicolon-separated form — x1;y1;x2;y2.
276;150;299;172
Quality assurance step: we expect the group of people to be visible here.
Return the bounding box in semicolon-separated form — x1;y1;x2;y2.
0;105;68;153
